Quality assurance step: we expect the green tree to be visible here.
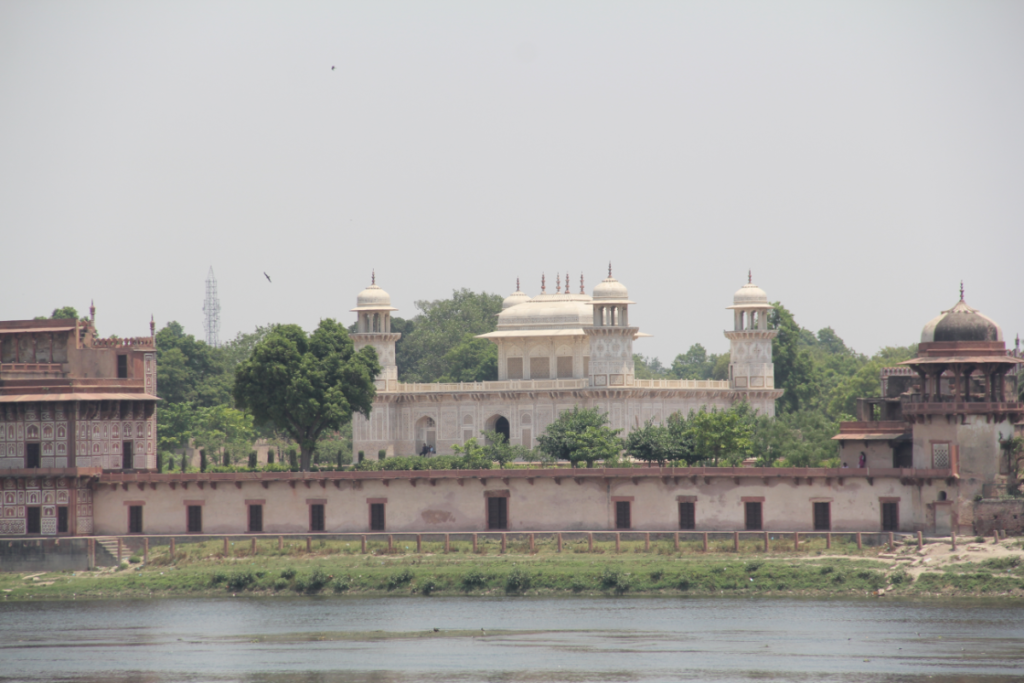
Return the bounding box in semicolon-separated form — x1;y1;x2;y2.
313;429;353;469
773;409;842;467
670;344;710;380
221;324;278;369
233;319;381;471
156;401;198;452
769;303;815;413
50;306;80;320
815;327;852;356
439;334;498;382
710;354;730;380
633;354;669;379
686;407;752;466
192;404;255;465
451;437;495;469
826;345;917;418
624;420;674;465
999;434;1024;492
731;402;793;467
537;406;623;468
666;412;698;464
395;289;503;382
482;430;529;468
155;322;233;407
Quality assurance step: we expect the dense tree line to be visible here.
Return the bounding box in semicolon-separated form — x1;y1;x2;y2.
633;302;917;466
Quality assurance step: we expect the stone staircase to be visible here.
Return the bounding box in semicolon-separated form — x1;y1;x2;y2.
94;537;122;566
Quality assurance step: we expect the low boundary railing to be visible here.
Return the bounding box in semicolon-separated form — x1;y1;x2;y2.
22;529;980;568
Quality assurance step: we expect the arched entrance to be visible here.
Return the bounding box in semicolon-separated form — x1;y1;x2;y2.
415;416;436;455
484;415;511;445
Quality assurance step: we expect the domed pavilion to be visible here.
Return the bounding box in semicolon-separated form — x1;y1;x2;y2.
351;266;782;458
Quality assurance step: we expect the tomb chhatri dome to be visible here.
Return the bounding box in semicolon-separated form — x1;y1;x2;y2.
502;278;532;310
352;271;397;312
920;283;1002;343
730;271;771;309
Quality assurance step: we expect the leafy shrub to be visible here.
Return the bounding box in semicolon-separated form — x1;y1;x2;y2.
353;459;383;472
387;569;414;591
601;568;630;595
745;561;763;573
650;570;664;582
227;571;256;591
272;578;289;591
303;569;330;594
209;571;229;586
505;567;530;595
676;578;691;591
819;565;834;575
280;567;297;580
382;456;420;471
982;556;1021;571
420;579;438;596
461;570;487;591
331;577;350;593
890;569;912;585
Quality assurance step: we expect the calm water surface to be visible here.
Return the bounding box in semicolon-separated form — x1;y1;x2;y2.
1;596;1022;683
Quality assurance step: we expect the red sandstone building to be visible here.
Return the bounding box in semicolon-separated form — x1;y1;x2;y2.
0;306;158;535
835;290;1023;534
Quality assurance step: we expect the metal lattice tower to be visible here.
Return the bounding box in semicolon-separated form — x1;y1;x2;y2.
202;266;221;347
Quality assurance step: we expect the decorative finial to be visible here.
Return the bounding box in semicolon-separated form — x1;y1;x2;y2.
150;315;155;336
90;300;95;323
748;269;752;284
580;273;584;294
608;262;612;278
959;280;964;301
372;270;376;286
556;273;561;294
541;273;546;293
516;277;520;292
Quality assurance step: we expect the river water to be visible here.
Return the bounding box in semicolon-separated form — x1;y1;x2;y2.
0;597;1021;683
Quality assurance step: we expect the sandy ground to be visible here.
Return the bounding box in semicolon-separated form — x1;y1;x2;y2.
866;537;1023;578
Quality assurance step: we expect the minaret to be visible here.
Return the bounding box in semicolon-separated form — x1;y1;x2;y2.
725;271;777;392
350;271;400;391
585;264;638;387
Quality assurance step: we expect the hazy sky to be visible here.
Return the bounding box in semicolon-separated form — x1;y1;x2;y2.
2;1;1022;363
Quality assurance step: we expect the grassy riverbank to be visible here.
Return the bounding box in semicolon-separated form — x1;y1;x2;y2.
4;535;1024;601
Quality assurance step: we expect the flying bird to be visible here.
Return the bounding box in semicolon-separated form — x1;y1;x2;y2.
331;66;335;70
264;272;272;283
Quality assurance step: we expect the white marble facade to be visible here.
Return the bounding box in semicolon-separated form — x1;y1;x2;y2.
352;270;783;458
